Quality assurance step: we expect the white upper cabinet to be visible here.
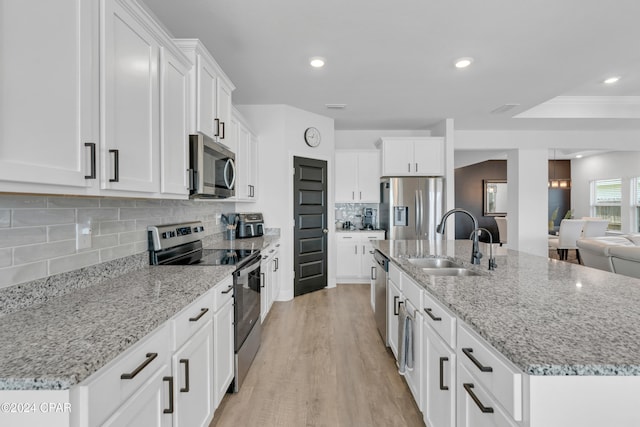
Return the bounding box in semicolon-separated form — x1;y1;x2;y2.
175;39;235;145
159;46;190;197
378;137;445;177
232;109;258;202
101;0;160;193
335;151;380;203
0;0;99;193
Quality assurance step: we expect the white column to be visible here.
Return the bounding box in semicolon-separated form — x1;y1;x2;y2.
507;149;549;256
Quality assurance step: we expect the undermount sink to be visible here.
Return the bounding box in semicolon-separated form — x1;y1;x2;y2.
420;267;482;277
408;258;462;268
407;258;483;276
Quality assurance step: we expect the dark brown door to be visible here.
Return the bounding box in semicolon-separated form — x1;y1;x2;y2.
293;156;328;296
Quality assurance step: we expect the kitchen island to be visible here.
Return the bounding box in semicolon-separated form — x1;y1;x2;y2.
374;239;640;427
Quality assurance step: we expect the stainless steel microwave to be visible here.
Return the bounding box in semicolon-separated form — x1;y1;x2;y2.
188;133;236;198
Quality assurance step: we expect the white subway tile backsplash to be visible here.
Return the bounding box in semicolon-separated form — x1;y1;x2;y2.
13;209;75;227
47;197;100;208
47;224;76;242
100;243;137;262
90;234;119;250
0;194;229;288
99;220;136;235
77;208;119;223
119;230;147;245
0;227;47;248
0;195;47;209
0;249;11;268
48;251;100;275
14;240;76;265
0;262;47;289
0;210;10;228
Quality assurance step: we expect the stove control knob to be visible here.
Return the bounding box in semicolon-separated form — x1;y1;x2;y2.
162;232;168;239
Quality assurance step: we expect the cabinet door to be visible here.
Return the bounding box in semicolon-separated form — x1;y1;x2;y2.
0;0;97;190
423;324;456;427
336;237;362;278
173;320;214;427
235;124;251;200
159;46;189;197
260;258;270;323
195;56;217;139
382;140;414;176
101;0;159;193
403;301;422;410
213;298;234;408
357;151;381;202
271;245;281;302
413;138;444;176
216;78;233;145
102;363;172;427
335;152;358;202
387;279;402;360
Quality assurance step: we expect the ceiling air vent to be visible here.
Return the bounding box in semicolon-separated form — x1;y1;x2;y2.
490;104;520;114
325;104;346;109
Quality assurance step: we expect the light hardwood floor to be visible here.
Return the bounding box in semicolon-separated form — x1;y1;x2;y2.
210;283;424;427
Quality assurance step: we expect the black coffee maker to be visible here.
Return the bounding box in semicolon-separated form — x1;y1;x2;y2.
362;208;375;230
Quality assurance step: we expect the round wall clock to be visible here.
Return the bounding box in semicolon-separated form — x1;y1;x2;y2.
304;127;321;147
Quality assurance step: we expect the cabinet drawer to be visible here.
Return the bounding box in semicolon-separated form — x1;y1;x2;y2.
389;263;402;291
458;362;519;427
172;289;215;351
336;233;360;241
212;276;234;312
458;324;523;421
83;323;171;427
363;232;385;241
401;273;423;310
423;291;456;348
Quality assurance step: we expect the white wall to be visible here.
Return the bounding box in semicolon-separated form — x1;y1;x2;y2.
572;151;640;233
236;104;335;301
335;129;431;150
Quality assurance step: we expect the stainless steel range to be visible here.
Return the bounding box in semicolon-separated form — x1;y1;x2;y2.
147;221;262;393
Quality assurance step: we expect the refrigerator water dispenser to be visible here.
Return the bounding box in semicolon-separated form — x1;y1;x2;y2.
394;206;408;226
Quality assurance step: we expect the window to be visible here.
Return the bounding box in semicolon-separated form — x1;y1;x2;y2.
591;179;621;230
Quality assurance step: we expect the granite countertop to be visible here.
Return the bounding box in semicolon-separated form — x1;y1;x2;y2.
373;240;640;376
0;265;235;391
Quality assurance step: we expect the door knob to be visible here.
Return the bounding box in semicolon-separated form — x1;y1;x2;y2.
322;228;329;234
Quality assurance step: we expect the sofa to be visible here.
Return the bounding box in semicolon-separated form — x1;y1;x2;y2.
576;234;640;279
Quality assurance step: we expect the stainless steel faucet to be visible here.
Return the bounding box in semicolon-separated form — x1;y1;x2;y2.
469;227;497;270
436;208;482;265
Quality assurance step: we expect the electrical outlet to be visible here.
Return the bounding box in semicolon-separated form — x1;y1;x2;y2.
76;221;92;250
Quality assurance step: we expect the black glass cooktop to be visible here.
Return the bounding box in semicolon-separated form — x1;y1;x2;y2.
198;248;260;266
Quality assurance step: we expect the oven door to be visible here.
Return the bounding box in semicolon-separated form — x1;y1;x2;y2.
233;253;261;350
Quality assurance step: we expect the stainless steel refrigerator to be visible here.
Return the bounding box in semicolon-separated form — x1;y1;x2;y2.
380;177;445;240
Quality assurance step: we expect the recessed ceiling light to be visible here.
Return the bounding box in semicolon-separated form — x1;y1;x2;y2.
575;154;583;159
604;76;620;84
454;57;473;68
310;57;325;68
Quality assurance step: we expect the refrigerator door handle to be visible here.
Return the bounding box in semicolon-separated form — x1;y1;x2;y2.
415;190;419;236
418;189;424;237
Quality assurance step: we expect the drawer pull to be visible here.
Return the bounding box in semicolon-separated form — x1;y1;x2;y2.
188;308;209;322
439;357;449;390
221;285;233;294
121;352;158;380
179;359;190;392
393;296;400;315
463;383;494;413
163;376;174;414
424;307;442;321
462;348;493;372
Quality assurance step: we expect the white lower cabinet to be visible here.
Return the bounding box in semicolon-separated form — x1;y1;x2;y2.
212;277;235;409
422;322;456;427
260;242;280;323
387;276;402;360
336;232;385;282
102;363;172;427
172;320;214;427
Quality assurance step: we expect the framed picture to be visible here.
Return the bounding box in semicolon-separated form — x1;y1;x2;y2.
483;179;507;216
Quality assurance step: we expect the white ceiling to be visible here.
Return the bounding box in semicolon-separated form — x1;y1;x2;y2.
142;0;640;131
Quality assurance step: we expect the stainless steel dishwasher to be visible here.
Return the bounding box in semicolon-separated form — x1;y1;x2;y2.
373;250;389;345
